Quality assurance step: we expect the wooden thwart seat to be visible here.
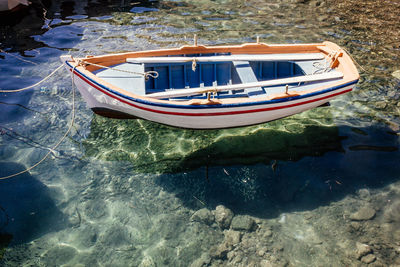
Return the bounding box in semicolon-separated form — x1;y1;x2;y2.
233;61;264;97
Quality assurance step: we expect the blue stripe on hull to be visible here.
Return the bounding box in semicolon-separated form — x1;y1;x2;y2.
66;61;358;110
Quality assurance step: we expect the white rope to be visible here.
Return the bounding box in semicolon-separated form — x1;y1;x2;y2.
0;64;64;93
0;49;38;65
0;66;76;180
312;61;330;74
341;47;367;73
80;60;158;80
312;47;366;75
192;58;197;72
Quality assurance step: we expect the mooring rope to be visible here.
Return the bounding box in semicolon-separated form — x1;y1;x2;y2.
0;66;76;180
0;56;158;180
311;47;367;75
341;47;367;73
0;49;39;66
312;61;330;74
0;64;64;93
79;60;159;80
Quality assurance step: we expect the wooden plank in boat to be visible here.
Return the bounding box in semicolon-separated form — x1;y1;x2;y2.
126;53;325;64
146;71;343;99
232;61;264;97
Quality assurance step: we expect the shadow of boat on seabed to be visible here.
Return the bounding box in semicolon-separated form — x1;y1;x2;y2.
82;110;345;174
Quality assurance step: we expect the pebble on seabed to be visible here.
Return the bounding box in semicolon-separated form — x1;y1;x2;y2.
139;255;156;267
392;70;400;80
383;199;400;223
355;242;372;259
214;205;234;229
230;215;256;232
361;253;376;264
350;206;376;221
190;208;215;225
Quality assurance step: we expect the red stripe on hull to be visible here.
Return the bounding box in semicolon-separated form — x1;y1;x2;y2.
72;69;352;117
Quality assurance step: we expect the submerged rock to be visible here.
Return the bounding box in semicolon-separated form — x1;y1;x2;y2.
224;230;242;247
375;101;388;110
361;253;376;264
212;242;230;259
189;252;211;267
214;205;234;229
263;229;273;238
260;260;273;267
139;255;156;267
355;242;372;259
392;70;400;80
230;215;255;232
190;208;214;225
349;221;362;232
358;189;371;200
383;199;400;223
350;206;376;221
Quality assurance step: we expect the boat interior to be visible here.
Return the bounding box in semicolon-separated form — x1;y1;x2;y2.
91;52;344;101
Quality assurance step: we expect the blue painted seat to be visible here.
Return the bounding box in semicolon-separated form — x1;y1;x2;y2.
232;61;265;97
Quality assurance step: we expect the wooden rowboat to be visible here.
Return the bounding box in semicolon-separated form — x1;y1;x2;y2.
60;40;359;129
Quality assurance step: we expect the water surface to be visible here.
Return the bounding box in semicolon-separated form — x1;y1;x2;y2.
1;0;399;266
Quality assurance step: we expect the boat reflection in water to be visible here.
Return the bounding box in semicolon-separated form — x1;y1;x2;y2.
82;110;345;174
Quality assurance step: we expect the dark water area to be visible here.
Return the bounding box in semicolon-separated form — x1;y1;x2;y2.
1;0;400;266
0;162;66;244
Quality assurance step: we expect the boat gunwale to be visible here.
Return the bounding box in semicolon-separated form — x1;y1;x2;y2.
66;60;358;110
63;41;359;110
82;42;324;65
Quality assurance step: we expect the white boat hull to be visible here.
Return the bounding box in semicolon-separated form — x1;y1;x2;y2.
67;63;355;129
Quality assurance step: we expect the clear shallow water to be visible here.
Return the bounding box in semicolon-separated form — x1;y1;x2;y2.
0;0;400;266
